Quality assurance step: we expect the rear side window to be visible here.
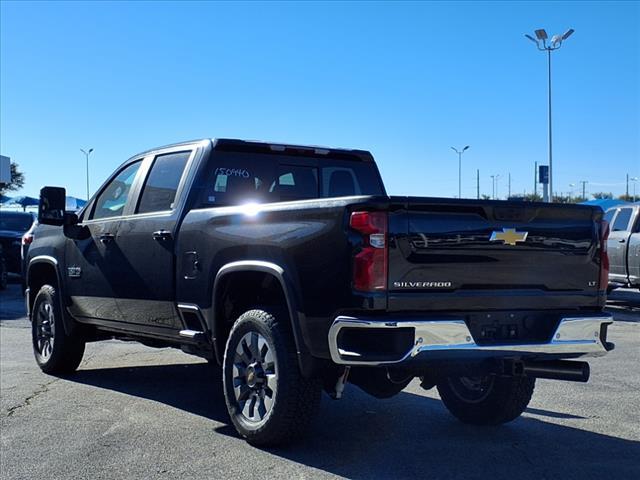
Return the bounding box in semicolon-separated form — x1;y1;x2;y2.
612;208;632;231
91;161;142;220
137;151;190;214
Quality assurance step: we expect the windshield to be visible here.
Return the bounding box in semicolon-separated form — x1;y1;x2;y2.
0;213;34;232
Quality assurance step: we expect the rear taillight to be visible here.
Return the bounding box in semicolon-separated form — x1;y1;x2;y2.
350;211;387;292
21;233;33;246
599;219;610;291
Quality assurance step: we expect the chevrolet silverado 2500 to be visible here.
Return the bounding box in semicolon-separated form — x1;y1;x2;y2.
28;138;613;446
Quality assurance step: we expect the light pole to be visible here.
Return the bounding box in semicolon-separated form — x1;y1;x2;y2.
490;174;501;199
451;145;470;199
525;27;574;203
81;148;94;201
631;177;639;201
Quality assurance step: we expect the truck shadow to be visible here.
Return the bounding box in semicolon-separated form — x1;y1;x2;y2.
69;362;639;480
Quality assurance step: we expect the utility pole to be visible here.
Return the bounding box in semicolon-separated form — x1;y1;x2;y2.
626;173;629;198
508;173;511;199
451;146;470;198
80;148;94;201
534;161;538;197
476;169;480;199
631;177;639;201
526;28;575;202
579;180;588;200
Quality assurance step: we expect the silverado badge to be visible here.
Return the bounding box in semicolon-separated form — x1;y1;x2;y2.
489;228;528;246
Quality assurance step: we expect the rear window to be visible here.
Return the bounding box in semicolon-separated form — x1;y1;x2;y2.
603;209;616;224
201;153;383;206
0;213;34;232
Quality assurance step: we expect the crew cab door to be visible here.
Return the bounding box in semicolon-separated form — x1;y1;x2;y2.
65;159;144;322
607;207;634;282
112;148;194;329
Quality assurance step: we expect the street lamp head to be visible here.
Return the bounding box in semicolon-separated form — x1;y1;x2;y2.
524;34;538;44
463;145;470;151
534;29;548;41
562;28;575;40
551;35;562;47
89;148;94;154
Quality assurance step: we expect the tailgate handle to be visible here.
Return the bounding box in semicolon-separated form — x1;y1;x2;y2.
152;230;172;241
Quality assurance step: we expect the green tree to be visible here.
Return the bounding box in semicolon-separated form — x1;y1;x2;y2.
0;162;25;195
591;192;613;200
523;193;543;202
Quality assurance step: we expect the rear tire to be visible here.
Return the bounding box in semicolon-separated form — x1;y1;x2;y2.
31;285;85;375
437;374;535;425
222;309;322;446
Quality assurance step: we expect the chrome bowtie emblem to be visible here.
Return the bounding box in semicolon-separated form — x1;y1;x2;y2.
489;228;528;246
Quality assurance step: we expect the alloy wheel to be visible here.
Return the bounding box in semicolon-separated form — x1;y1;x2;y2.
232;331;277;423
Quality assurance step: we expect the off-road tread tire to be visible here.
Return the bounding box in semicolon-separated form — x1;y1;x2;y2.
223;309;322;447
31;285;85;375
437;375;536;426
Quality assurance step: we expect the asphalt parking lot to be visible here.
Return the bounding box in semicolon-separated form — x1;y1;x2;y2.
1;282;639;480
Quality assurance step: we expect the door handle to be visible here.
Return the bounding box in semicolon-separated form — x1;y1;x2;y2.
618;239;626;243
99;233;115;244
152;230;172;241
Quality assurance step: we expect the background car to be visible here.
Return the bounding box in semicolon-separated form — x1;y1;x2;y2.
0;211;36;282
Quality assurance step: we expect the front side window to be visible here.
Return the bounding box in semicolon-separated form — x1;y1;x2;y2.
137;151;190;214
91;161;142;220
612;208;632;231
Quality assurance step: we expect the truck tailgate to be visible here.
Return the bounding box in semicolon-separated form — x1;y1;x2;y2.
387;197;604;312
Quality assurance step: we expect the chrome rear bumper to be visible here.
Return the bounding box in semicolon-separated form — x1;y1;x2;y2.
328;315;614;366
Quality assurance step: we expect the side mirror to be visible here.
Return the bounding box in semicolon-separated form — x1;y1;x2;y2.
38;186;67;226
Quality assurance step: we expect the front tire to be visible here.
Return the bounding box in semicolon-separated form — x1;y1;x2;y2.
437;374;535;425
222;309;322;446
31;285;85;375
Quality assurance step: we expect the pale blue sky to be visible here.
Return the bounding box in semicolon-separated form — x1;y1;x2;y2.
1;1;638;200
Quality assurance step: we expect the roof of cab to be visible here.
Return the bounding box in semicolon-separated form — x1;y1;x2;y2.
131;138;374;163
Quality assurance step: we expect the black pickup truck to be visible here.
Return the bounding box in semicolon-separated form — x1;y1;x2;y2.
27;138;613;446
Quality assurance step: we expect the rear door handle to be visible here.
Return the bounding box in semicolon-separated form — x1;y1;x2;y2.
152;230;172;241
618;239;626;243
99;233;115;244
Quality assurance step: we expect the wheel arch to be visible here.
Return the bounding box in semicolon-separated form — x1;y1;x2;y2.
27;256;75;335
211;260;315;377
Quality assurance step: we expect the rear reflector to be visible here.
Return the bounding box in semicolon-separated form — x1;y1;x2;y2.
350;211;387;291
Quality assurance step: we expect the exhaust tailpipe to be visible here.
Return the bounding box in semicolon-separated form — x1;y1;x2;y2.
522;360;590;383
